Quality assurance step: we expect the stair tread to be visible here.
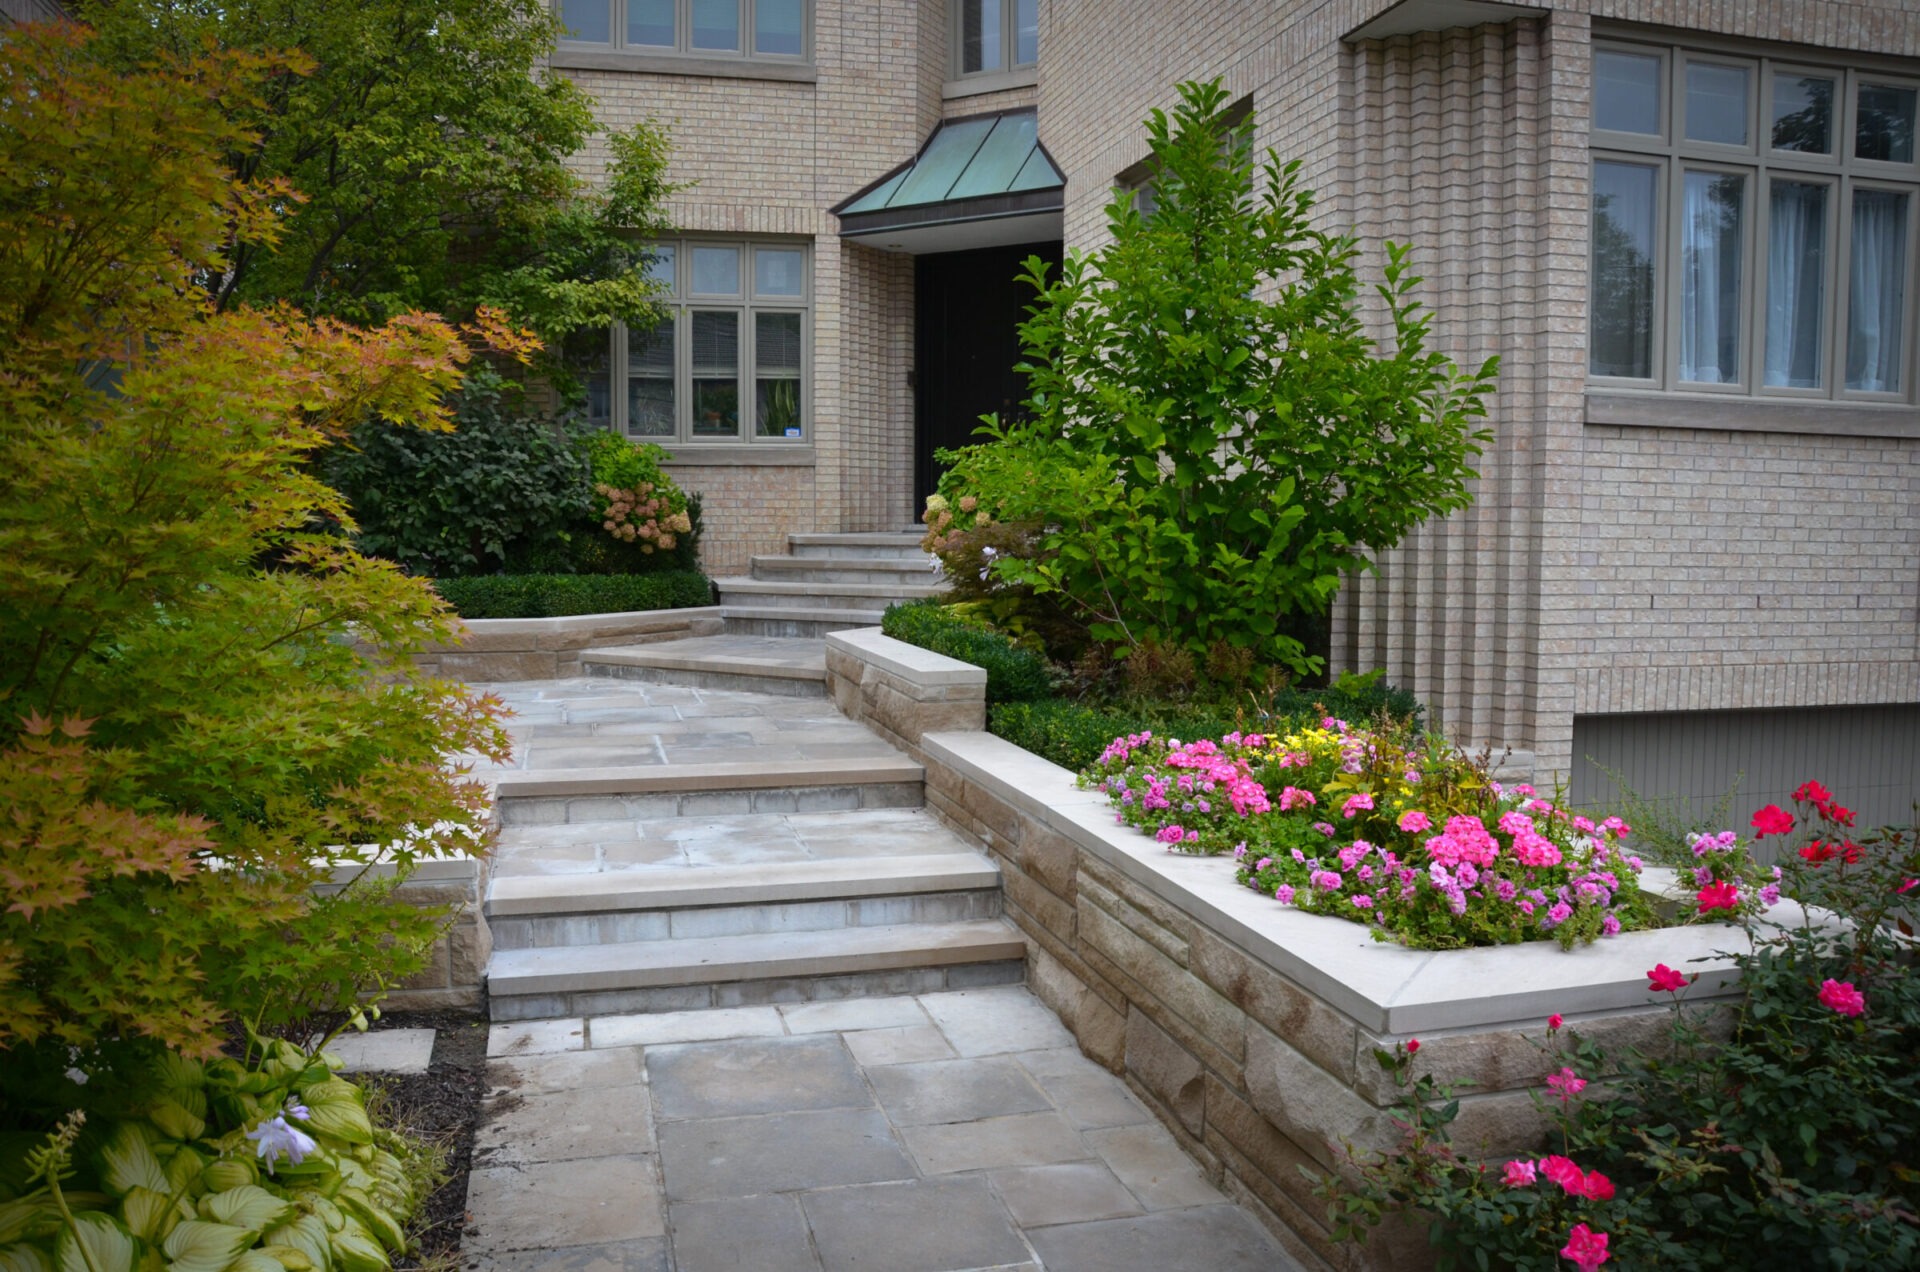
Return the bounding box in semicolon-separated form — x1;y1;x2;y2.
491;755;922;798
578;640;827;680
751;555;939;571
788;533;927;545
487;918;1026;994
488;851;1000;916
716;578;943;598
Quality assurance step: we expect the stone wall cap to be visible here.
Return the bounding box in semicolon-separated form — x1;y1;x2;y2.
827;627;989;689
921;730;1767;1035
444;606;723;644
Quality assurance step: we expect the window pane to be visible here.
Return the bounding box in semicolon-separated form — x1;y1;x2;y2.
754;247;804;297
584;332;613;431
691;0;740;51
1685;62;1750;146
1015;0;1037;66
1848;190;1909;393
1590;161;1659;379
626;321;675;437
1679;171;1747;384
961;0;1001;74
1770;73;1833;154
644;244;675;290
1763;181;1828;389
691;311;740;436
691;246;741;295
1594;49;1662;136
558;0;611;42
628;0;674;47
755;0;803;55
1856;83;1917;164
755;312;803;437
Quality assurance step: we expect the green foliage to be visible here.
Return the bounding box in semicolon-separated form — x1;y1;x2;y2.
75;0;678;365
0;26;508;1060
577;433;701;570
933;79;1497;676
432;571;712;619
1327;791;1920;1269
0;1036;435;1272
986;683;1423;773
1581;760;1749;866
323;370;595;577
880;601;1055;703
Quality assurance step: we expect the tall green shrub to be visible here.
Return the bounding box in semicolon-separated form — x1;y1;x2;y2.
936;79;1498;676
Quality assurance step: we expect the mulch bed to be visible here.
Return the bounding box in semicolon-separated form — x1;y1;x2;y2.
352;1007;489;1269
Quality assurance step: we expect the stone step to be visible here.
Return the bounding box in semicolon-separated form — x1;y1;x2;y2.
492;757;924;825
579;636;826;698
486;918;1029;1020
715;578;945;609
720;607;889;638
488;851;1003;951
749;555;942;585
788;532;931;560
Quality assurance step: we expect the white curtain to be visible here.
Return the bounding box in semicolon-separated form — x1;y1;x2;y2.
1849;191;1909;393
1680;173;1743;384
1764;182;1826;389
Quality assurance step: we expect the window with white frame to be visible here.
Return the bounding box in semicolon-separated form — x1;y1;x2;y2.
1589;37;1918;401
586;240;810;443
557;0;808;61
954;0;1037;78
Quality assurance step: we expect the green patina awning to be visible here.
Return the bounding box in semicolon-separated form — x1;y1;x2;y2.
833;108;1064;247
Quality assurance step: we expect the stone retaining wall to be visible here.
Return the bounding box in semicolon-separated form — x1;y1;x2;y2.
412;607;725;682
320;857;490;1012
828;628;1760;1271
824;627;986;761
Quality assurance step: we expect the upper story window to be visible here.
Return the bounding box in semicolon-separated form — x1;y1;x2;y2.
1589;37;1918;402
558;0;808;62
586;238;810;444
955;0;1037;78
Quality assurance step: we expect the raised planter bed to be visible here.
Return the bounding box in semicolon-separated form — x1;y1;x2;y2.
413;606;724;682
827;627;1778;1271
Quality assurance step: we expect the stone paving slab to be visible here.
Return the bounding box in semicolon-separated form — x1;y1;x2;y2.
321;1028;435;1075
468;947;1301;1271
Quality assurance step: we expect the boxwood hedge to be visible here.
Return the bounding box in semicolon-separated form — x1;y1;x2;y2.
432;570;713;619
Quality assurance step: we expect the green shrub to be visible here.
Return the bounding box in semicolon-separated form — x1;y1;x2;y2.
322;368;596;578
433;570;712;619
989;678;1423;773
881;600;1054;703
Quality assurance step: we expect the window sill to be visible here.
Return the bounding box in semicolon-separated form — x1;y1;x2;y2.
942;66;1037;99
550;49;817;82
1584;391;1920;440
659;445;816;466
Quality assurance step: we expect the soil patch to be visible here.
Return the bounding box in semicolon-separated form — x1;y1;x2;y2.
355;1007;488;1268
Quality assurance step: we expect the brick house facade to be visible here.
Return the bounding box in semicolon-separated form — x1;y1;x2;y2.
555;0;1919;820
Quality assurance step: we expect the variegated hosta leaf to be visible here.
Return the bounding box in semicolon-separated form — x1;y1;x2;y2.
164;1148;208;1197
255;1245;314;1272
198;1162;256;1195
226;1251;282;1272
147;1101;206;1145
155;1053;207;1093
261;1215;330;1272
332;1192;400;1257
0;1195;60;1246
324;1221;384;1272
100;1124;168;1198
54;1213;135;1272
291;1084;369;1150
161;1220;250;1272
0;1241;52;1272
117;1187;180;1244
198;1187;292;1236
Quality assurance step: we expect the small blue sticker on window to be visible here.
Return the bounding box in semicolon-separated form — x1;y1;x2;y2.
785;427;802;438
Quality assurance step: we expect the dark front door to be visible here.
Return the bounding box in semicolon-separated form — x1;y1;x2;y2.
914;240;1063;507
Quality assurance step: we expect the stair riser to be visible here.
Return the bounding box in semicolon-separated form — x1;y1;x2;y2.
490;888;1002;950
789;545;930;561
489;960;1026;1022
750;564;941;584
497;781;924;825
583;661;827;698
722;615;882;637
717;588;920;611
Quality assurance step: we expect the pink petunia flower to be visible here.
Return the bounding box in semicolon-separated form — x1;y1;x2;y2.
1818;979;1866;1017
1561;1224;1611;1271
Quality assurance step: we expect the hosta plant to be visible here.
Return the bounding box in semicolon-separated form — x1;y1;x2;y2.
0;1029;431;1272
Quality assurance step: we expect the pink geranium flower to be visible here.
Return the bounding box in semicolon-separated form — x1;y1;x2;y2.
1341;792;1375;818
1561;1223;1611;1270
1818;978;1866;1017
1279;786;1317;811
1648;964;1688;993
1397;810;1431;833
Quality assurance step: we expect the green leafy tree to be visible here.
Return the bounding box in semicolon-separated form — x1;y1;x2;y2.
0;24;510;1064
936;79;1498;676
73;0;676;363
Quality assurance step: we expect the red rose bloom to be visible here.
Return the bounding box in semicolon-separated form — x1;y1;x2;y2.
1697;881;1740;913
1405;1038;1421;1054
1750;804;1794;837
1791;780;1832;808
1648;964;1688;993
